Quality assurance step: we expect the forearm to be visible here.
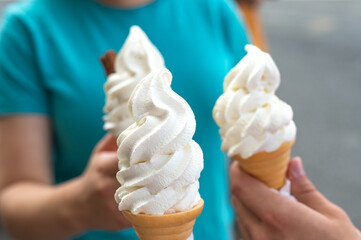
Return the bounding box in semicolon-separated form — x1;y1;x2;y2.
0;178;87;240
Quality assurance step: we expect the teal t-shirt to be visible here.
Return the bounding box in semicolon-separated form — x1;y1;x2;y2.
0;0;248;239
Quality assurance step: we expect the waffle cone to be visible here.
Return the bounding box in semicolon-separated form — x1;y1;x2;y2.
234;139;295;190
122;199;204;240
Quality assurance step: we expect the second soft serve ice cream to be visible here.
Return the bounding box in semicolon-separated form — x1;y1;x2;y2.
103;26;165;137
213;45;296;159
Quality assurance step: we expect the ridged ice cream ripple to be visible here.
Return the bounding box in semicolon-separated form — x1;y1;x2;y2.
213;45;296;159
115;68;203;215
103;26;164;137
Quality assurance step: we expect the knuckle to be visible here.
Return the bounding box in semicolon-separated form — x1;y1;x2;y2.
230;178;243;195
261;210;284;230
89;153;105;171
96;164;108;175
329;203;348;219
230;180;237;194
96;152;109;162
94;153;114;174
95;181;110;197
230;161;240;178
295;178;317;196
301;186;317;197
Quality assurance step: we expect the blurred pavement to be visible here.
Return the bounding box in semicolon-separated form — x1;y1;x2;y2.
0;0;361;239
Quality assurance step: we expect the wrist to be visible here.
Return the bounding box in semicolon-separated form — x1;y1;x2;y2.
0;180;90;240
54;176;89;236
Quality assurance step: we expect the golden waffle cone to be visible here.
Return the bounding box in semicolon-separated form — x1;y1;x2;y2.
122;199;204;240
233;139;295;190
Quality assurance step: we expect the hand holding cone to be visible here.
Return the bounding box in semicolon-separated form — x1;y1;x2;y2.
234;139;295;190
213;45;297;190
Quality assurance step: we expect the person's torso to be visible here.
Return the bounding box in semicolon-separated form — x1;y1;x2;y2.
14;0;248;238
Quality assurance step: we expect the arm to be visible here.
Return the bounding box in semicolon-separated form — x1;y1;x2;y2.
230;157;361;240
0;116;130;240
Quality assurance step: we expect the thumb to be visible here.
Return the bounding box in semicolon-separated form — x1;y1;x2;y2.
287;157;330;213
93;133;118;153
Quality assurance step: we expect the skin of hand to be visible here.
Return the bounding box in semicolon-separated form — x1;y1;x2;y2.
236;0;262;7
0;116;130;240
230;157;361;240
99;0;153;7
79;133;132;231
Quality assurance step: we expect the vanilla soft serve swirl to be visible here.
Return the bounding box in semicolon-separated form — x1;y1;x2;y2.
213;45;296;159
103;26;164;137
115;68;203;215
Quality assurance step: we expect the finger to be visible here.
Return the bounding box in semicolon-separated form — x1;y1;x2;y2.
230;161;326;233
236;217;251;240
287;157;331;214
233;196;260;240
232;196;262;228
235;204;285;240
115;213;132;230
230;161;292;221
94;134;118;153
108;211;132;230
97;152;119;176
111;200;132;229
233;195;272;240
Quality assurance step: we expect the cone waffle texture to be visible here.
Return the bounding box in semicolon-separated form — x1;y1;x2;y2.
234;139;295;190
122;199;204;240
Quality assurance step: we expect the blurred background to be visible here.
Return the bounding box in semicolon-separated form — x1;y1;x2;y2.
262;0;361;231
0;0;360;239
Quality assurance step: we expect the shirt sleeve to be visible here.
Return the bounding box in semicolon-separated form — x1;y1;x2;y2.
0;5;49;116
220;0;250;68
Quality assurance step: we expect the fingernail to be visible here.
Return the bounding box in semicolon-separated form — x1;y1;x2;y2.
290;157;305;180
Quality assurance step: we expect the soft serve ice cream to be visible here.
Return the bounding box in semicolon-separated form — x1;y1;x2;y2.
213;45;296;159
115;68;203;215
103;26;164;137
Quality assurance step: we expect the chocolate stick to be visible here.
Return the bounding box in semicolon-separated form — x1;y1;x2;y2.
100;50;116;76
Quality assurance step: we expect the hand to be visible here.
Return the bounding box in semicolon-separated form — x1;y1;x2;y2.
78;134;131;231
236;0;262;7
230;157;361;240
0;116;131;239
